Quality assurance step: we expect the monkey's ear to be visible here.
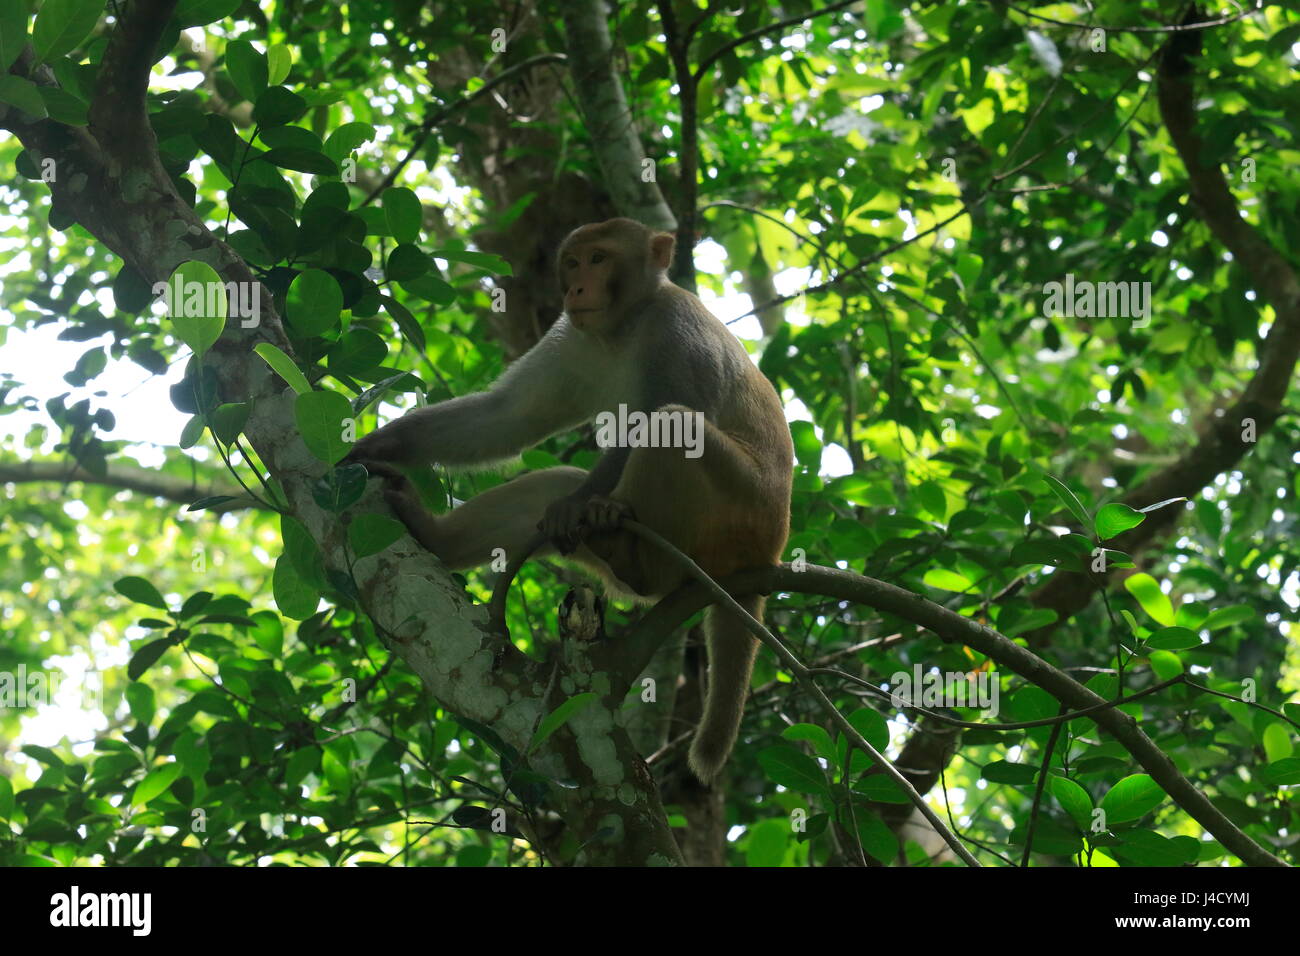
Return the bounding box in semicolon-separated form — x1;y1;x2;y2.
650;231;675;271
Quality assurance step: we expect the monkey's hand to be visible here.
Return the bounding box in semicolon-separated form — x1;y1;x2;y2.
539;494;632;554
356;462;440;553
345;423;409;466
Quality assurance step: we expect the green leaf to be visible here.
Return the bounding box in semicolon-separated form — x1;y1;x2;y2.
1263;757;1300;786
285;747;319;789
114;576;170;611
1099;773;1166;825
128;637;176;680
253;342;312;395
285;269;342;338
1201;605;1255;631
1144;626;1200;651
922;568;971;592
1195;499;1223;539
272;553;320;620
386;243;430;282
23;744;64;767
165;261;227;356
847;807;899;863
294;389;354;464
434;249;512;275
1094;503;1144;540
744;817;790;867
125;682;155;725
1009;538;1076;570
209;402;250;445
382;295;426;352
916;480;947;521
1042;473;1092;529
31;0;100;64
186;495;237;512
954;252;982;288
846;707;890;754
1148;649;1183;681
281;514;326;587
781;723;836;762
259;146;338;176
999;607;1058;638
789;420;822;471
529;693;599;751
249;611;284;657
981;760;1038;785
266;43;292;85
1048;775;1093;830
0;2;29;72
1124;573;1175;627
756;745;830;795
0;775;13;820
322;121;375;164
0;75;47;119
1261;723;1292;763
383;187;423;244
1113;829;1193;866
352;372;423;416
132;764;182;806
348;513;406;558
173;731;210;781
252;86;307;127
326;328;388;375
176;0;242;27
312;463;368;512
179;415;206;449
225;39;268;102
850;775;910;803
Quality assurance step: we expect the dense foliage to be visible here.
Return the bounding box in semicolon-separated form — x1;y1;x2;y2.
0;0;1296;867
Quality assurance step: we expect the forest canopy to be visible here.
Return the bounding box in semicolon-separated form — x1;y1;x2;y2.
0;0;1297;868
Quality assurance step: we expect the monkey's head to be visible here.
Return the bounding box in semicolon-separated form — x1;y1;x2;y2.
557;218;675;334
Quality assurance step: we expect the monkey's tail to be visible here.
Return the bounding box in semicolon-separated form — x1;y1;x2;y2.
688;594;764;784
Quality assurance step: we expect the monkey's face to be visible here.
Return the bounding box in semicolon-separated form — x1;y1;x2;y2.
558;238;624;333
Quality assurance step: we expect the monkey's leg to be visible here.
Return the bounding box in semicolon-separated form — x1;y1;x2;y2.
585;405;775;595
391;466;588;570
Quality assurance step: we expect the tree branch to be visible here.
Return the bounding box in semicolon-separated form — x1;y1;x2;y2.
1028;7;1300;627
0;458;267;513
610;561;1286;867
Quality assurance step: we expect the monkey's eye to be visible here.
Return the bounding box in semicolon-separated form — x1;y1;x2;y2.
590;252;606;265
563;258;578;270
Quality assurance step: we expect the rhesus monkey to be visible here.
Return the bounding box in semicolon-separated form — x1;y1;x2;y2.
350;217;793;783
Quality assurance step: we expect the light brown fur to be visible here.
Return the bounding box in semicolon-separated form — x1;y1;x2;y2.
351;218;793;783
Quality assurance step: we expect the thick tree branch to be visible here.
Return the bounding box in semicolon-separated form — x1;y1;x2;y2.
0;459;267;513
556;0;676;230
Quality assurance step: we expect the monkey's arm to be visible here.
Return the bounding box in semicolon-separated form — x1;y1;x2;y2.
349;329;599;468
537;353;688;550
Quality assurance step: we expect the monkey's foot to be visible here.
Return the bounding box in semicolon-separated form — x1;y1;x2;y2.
540;495;632;553
582;496;634;532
